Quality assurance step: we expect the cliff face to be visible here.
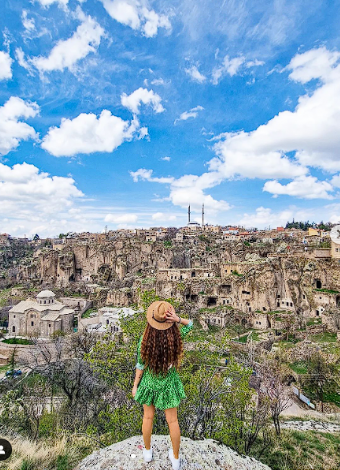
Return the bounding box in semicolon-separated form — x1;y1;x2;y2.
2;235;340;322
73;435;271;470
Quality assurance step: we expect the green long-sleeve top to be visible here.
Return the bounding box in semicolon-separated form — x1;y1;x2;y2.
134;319;193;410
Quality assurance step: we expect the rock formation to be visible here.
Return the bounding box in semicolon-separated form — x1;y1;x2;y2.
73;435;271;470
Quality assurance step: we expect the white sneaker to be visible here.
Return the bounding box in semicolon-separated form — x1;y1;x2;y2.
168;448;181;470
143;446;153;463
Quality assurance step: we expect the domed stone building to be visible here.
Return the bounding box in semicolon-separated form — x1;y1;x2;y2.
8;290;75;337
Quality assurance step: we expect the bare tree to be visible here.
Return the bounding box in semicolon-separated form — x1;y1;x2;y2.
258;360;292;435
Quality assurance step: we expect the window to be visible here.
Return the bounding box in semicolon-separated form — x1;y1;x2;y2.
171;276;173;279
31;321;34;326
107;319;110;325
290;303;293;307
44;300;46;304
12;326;15;332
259;321;261;325
303;294;306;299
13;315;15;318
49;324;51;327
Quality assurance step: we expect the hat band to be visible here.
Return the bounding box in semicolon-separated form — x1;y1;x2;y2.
152;310;167;323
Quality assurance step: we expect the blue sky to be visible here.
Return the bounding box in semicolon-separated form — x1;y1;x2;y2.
1;0;340;237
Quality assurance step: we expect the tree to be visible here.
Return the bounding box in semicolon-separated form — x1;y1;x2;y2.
33;234;40;241
302;351;337;412
258;360;292;435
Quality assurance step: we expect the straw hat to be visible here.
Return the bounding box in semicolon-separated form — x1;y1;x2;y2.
146;300;176;330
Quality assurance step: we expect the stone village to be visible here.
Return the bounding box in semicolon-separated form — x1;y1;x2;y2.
1;208;340;357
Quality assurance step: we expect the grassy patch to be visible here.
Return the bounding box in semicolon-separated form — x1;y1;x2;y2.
307;317;322;326
290;360;309;374
312;332;337;342
2;337;34;345
314;288;340;294
253;429;340;470
82;308;97;318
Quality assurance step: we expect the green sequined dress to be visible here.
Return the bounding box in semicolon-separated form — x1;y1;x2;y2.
134;319;193;410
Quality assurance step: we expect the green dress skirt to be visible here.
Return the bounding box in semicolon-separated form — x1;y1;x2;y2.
134;319;193;410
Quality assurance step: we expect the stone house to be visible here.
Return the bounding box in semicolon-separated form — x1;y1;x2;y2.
201;310;229;327
8;290;75;338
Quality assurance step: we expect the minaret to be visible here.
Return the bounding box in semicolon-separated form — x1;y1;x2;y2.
202;203;204;229
188;205;191;224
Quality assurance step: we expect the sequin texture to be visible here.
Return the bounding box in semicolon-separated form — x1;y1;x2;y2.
134;319;193;410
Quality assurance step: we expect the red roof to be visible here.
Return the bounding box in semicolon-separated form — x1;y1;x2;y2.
277;227;285;231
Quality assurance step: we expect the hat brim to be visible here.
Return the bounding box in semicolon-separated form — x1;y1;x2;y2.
146;301;175;330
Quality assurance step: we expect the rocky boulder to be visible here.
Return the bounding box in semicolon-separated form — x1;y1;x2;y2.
74;435;271;470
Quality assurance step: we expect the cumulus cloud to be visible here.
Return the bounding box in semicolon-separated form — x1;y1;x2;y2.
104;213;138;223
174;105;204;124
31;10;104;72
100;0;171;37
41;110;145;157
185;66;206;83
160;156;171;161
263;175;334;199
209;47;340;182
0;97;39;156
121;87;164;114
0;51;13;80
130;168;231;212
237;206;319;230
0;161;84;234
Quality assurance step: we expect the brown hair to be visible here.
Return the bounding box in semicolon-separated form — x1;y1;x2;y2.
140;322;184;376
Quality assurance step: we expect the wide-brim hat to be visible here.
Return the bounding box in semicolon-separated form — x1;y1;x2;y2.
146;300;175;330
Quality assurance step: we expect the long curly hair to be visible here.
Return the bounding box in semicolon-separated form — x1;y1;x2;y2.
140;322;184;376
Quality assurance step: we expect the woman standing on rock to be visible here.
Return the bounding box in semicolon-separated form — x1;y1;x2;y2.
132;300;193;470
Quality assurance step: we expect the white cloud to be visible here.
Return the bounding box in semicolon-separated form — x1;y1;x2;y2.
212;55;245;84
245;59;264;68
160;156;171;161
15;48;33;72
185;66;206;83
104;213;138;223
130;168;174;184
121;87;164;114
130;168;231;212
31;11;104;72
174;105;204;124
22;10;35;31
0;161;84;235
152;212;176;221
41;110;144;157
36;0;69;7
0;97;39;156
238;206;310;230
209;47;340;180
100;0;171;37
0;51;13;80
263;175;334;199
286;47;340;83
150;78;165;85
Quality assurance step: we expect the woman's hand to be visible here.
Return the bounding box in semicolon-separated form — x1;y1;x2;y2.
165;307;179;323
132;385;138;397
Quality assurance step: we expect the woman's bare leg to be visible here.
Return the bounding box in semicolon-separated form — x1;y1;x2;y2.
165;407;180;459
142;403;155;450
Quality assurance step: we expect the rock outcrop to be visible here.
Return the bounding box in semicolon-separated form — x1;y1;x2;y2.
74;435;271;470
